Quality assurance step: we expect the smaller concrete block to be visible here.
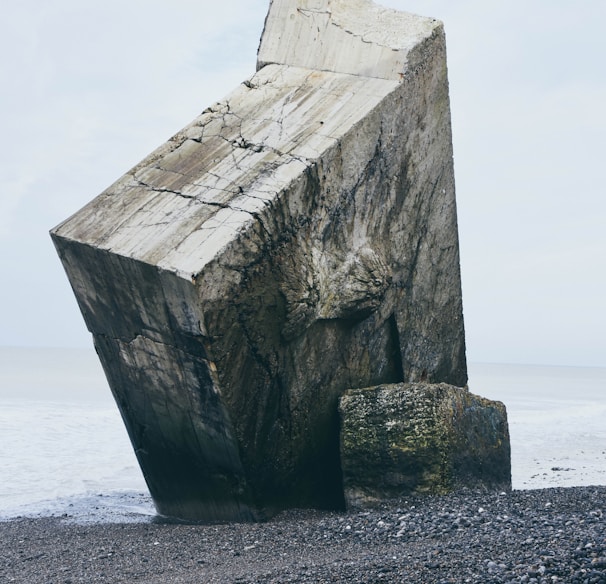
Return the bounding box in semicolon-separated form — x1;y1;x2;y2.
339;383;511;508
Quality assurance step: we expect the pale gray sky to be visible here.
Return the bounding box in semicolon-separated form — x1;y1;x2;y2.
1;1;604;367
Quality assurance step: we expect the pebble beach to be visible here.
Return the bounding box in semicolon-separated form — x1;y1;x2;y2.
2;486;605;583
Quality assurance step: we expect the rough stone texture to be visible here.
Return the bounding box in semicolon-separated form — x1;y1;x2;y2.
51;0;471;522
339;383;511;508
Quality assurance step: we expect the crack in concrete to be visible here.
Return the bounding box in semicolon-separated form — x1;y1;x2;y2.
232;136;265;153
135;179;194;200
329;21;397;51
202;100;231;116
297;8;331;17
242;77;275;91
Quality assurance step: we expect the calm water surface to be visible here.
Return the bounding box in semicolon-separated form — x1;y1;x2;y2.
0;347;604;522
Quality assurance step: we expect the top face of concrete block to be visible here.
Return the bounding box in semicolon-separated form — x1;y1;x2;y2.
257;0;441;80
52;65;398;279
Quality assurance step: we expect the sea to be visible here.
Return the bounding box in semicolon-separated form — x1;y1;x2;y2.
0;347;604;523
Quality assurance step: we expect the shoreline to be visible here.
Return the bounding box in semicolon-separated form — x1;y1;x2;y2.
2;485;605;583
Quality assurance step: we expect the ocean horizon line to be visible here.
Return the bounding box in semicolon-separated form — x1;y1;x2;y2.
1;344;604;371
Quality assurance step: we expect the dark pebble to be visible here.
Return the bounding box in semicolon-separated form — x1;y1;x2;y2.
0;486;604;583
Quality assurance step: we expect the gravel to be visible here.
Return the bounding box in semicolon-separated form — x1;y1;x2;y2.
1;486;605;583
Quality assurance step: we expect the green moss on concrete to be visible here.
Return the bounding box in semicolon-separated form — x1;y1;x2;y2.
339;382;511;507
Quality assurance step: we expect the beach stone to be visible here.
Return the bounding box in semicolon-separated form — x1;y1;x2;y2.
49;0;501;522
339;383;511;508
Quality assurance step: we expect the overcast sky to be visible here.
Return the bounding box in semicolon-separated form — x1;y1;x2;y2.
1;0;604;368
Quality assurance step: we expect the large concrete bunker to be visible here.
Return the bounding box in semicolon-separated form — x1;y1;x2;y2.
51;0;510;522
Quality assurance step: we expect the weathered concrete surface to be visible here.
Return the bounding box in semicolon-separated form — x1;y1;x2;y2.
339;383;511;508
51;0;470;521
257;0;440;80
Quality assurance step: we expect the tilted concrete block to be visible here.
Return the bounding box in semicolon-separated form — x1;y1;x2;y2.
51;0;484;522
